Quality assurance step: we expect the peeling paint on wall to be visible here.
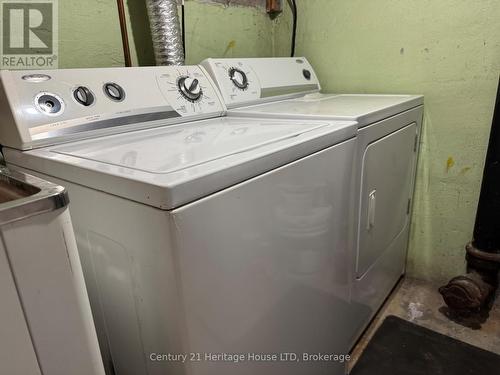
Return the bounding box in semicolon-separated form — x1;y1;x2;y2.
459;167;472;176
223;40;237;55
446;157;455;173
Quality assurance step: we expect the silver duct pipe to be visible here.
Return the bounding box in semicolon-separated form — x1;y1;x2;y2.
146;0;185;66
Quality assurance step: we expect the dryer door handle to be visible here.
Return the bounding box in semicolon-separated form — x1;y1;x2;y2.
367;190;376;230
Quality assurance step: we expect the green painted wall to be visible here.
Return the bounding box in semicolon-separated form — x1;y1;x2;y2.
182;0;274;64
275;0;500;282
58;0;274;68
58;1;127;68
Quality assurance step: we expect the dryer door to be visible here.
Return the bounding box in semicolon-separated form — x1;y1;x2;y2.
356;123;417;278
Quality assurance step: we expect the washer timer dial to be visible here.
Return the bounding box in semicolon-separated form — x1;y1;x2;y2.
178;76;203;102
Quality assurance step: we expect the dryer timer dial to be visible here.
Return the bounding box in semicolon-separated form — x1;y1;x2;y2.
229;67;249;90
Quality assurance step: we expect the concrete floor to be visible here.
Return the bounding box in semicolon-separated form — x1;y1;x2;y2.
348;277;500;373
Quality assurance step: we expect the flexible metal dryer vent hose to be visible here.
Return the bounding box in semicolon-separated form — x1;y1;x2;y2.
146;0;185;66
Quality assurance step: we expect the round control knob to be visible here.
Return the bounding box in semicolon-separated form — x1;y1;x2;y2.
104;82;125;102
73;86;95;106
178;76;202;102
34;92;64;116
229;67;248;90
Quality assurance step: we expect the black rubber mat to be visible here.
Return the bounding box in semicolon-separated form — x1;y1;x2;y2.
350;315;500;375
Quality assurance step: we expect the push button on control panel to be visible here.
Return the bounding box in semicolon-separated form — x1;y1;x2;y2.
22;74;51;82
104;82;125;102
303;69;312;80
73;86;95;106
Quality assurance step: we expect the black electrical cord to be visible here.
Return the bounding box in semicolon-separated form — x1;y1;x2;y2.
290;0;297;57
182;1;186;59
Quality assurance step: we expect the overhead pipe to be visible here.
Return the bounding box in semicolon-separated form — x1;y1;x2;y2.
266;0;283;19
146;0;185;66
116;0;132;67
439;77;500;311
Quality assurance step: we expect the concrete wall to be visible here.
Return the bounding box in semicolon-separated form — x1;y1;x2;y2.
275;0;500;282
58;0;274;68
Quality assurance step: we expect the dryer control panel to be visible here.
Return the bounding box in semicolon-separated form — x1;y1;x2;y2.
0;66;225;150
201;57;321;108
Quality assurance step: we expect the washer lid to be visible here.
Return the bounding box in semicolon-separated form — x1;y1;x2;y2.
6;117;357;210
230;94;424;127
52;118;329;174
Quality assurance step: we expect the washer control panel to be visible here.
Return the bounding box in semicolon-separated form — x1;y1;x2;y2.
201;57;320;108
0;65;225;150
156;66;221;116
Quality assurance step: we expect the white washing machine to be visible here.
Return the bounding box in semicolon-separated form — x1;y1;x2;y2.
202;57;424;344
0;65;361;375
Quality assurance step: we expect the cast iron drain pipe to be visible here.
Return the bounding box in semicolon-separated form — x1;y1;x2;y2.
439;77;500;311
